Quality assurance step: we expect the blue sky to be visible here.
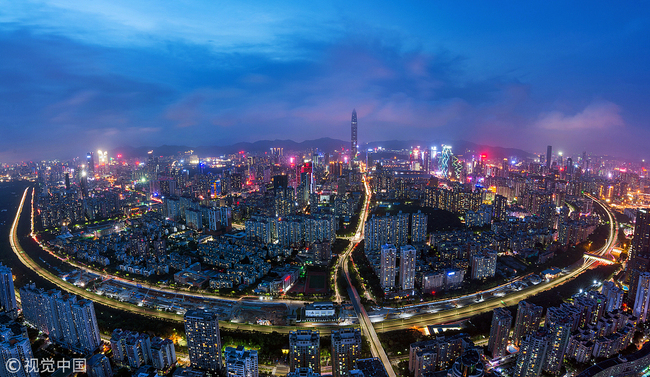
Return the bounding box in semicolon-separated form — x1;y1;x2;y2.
1;1;649;162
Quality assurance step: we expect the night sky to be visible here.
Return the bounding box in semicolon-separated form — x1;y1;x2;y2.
1;1;649;162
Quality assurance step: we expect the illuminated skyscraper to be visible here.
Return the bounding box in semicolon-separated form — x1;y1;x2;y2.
546;145;552;170
399;245;417;291
439;145;452;178
543;307;572;374
380;244;397;292
87;152;95;174
331;328;362;377
488;308;512;358
184;310;222;372
289;330;320;372
351;109;358;160
0;264;17;318
512;329;548;377
631;208;650;260
512;301;543;348
633;272;650;322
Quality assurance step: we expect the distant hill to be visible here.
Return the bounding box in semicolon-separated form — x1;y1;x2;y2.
111;137;533;160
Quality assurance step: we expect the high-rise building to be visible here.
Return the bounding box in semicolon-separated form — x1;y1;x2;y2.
634;272;650;322
289;330;320;372
408;334;472;376
184;310;222;372
70;299;101;354
410;211;428;244
351;109;358;161
19;284;100;354
87;152;95;174
331;328;362;377
512;301;543;348
87;354;113;377
380;244;397;292
626;256;650;305
225;346;258;377
470;250;497;280
512;329;549;377
0;336;38;377
19;284;61;338
601;281;624;312
399;245;417;290
544;308;573;374
546;145;552;170
488;308;512;358
0;264;17;318
631;208;650;260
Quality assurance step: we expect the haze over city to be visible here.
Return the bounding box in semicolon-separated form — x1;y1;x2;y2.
2;2;650;162
2;3;650;377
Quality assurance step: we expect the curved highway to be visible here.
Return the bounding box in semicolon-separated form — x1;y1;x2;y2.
11;188;343;335
373;193;618;332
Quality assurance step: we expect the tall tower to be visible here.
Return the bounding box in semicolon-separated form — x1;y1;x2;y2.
399;245;417;291
546;145;552;170
184;310;222;372
488;307;512;358
512;301;543;348
634;272;650;322
543;307;572;374
331;328;362;377
351;109;358;161
631;208;650;260
512;329;549;377
380;244;397;292
289;330;320;372
0;263;17;318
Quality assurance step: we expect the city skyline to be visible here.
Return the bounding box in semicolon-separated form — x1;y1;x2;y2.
1;2;650;162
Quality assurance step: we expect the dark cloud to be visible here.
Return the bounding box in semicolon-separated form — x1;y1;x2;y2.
1;4;650;163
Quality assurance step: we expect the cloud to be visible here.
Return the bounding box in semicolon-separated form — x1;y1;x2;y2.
534;101;625;131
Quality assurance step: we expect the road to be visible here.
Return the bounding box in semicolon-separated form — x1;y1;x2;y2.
10;187;344;335
26;189;309;309
372;193;618;332
334;175;396;377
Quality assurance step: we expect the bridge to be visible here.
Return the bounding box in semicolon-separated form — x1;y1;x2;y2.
583;253;616;264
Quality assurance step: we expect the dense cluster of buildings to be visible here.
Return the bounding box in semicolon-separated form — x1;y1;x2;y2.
181;309;387;377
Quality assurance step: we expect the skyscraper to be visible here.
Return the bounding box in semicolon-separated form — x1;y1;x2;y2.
0;264;17;318
633;272;650;322
543;308;573;374
71;300;101;354
399;245;417;291
331;328;362;377
19;284;100;354
351;109;357;160
184;310;222;372
410;211;428;244
546;145;552;170
512;301;543;348
289;330;320;373
631;208;650;260
87;152;95;174
488;308;512;358
601;281;624;312
512;329;548;377
380;244;397;292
